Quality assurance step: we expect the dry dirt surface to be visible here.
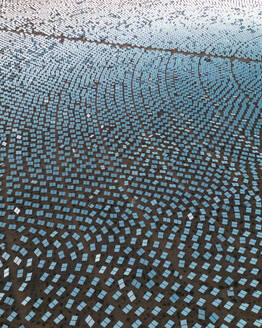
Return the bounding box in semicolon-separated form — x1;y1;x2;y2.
0;0;262;327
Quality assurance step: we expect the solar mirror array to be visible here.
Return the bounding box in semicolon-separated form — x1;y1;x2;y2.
0;0;262;327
